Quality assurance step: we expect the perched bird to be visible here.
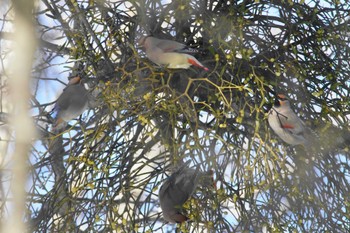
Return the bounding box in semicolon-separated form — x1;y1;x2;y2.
138;36;209;71
158;162;214;223
268;94;311;145
52;76;90;131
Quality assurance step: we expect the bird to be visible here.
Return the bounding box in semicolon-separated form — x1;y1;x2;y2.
52;76;90;131
268;94;311;146
138;35;209;71
158;162;215;223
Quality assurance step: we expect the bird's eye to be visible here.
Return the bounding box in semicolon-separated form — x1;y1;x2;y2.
274;98;281;106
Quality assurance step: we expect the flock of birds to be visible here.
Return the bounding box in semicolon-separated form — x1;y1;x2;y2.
50;35;313;224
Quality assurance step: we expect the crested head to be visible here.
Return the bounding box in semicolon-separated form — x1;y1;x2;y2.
275;93;290;107
277;94;288;101
171;212;189;223
138;35;152;47
138;36;146;46
162;208;189;223
68;76;81;85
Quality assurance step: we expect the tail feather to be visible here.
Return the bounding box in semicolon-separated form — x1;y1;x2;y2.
187;58;209;71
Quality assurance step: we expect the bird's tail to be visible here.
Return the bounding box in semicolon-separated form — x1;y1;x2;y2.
187;57;209;71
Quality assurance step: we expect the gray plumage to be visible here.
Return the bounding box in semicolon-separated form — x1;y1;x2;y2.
268;94;310;145
53;76;89;130
159;163;214;223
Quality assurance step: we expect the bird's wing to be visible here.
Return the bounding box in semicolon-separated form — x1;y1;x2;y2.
54;85;88;114
159;176;191;207
277;111;305;136
155;39;186;52
159;178;171;197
